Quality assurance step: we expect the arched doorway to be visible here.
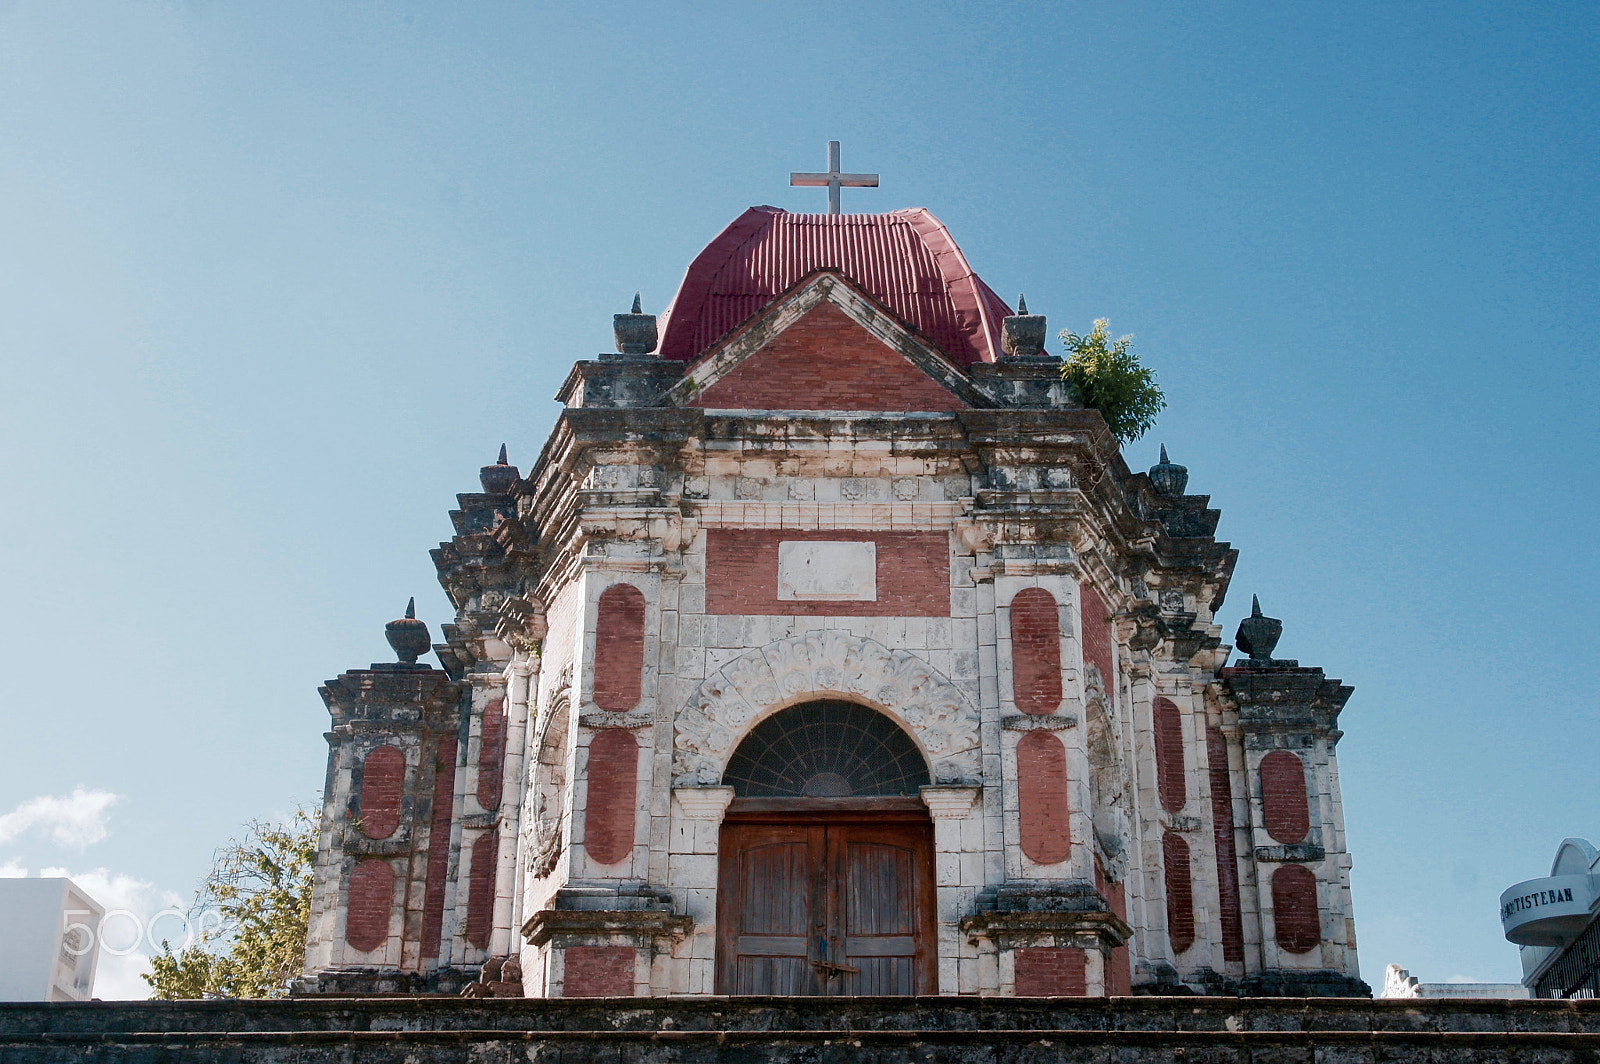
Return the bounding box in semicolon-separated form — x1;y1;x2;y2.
716;700;937;995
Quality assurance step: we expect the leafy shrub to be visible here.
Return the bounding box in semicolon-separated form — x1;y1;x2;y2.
1060;319;1165;444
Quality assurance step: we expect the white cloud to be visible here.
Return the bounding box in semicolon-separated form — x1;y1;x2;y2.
73;867;185;1000
0;858;27;878
0;787;120;850
92;950;156;1001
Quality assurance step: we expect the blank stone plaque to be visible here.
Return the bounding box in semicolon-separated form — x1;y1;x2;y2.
777;541;877;601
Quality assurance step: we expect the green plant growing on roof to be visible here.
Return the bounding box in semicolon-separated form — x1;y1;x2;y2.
1059;319;1166;445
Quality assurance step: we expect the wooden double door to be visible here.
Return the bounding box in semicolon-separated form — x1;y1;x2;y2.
716;800;936;995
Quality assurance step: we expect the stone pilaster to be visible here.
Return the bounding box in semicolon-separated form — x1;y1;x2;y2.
1220;644;1367;997
302;658;467;993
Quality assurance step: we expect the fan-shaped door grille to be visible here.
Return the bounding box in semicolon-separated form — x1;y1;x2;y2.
721;700;930;798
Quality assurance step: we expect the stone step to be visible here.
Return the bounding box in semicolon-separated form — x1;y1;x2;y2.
3;996;1599;1051
4;995;1599;1034
6;1024;1600;1064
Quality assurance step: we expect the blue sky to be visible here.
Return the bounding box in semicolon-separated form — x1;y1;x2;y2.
1;2;1594;996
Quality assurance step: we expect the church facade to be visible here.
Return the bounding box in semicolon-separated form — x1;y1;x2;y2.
301;205;1366;999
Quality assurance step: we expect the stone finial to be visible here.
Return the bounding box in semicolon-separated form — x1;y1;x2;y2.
1234;595;1283;662
385;598;432;665
1148;444;1189;496
613;292;658;356
478;444;519;495
1000;294;1048;358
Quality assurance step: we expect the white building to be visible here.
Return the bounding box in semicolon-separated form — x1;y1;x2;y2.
0;878;104;1001
1501;837;1600;998
1379;964;1528;1000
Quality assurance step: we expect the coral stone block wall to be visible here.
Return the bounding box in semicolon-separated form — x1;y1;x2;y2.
594;585;646;711
1206;727;1245;964
1016;730;1071;864
1152;698;1187;814
691;301;966;412
1009;589;1062;715
346;860;395;953
1078;583;1115;694
465;832;497;950
1014;947;1087;996
419;736;457;960
704;530;950;616
562;946;636;997
1261;751;1311;843
583;729;639;867
476;699;507;810
1162;832;1195;955
1272;864;1323;953
357;746;404;839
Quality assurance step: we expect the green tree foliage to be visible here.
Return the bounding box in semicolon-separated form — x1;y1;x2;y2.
1059;319;1166;444
144;807;317;999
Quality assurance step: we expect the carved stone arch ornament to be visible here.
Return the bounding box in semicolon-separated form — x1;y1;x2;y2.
673;631;981;787
525;671;574;880
1085;694;1132;883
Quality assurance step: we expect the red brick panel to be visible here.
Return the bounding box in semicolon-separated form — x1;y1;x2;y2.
420;735;457;960
1162;831;1195;955
1206;726;1246;964
1094;856;1131;995
692;300;966;413
1016;730;1071;865
1272;864;1323;953
464;830;498;950
344;859;394;953
1261;750;1311;844
1010;588;1062;715
358;745;405;840
564;945;635;997
477;698;507;810
1014;947;1087;996
1079;582;1115;698
705;530;950;617
1153;697;1186;814
594;584;646;712
584;729;639;866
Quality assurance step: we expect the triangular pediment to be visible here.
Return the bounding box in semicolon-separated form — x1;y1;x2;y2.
665;271;982;412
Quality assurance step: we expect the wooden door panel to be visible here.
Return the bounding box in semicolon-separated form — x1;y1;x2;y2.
847;957;915;996
735;956;820;996
739;840;811;934
842;840;917;935
720;814;933;996
834;830;930;995
718;825;825;995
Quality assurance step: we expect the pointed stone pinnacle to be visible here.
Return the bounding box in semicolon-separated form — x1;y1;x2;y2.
405;597;417;619
1017;294;1028;315
497;443;508;465
631;292;642;314
1251;595;1262;617
1160;444;1170;463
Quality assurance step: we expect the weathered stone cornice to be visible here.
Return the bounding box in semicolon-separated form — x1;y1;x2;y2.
961;909;1134;951
522;909;693;947
319;666;464;728
555;357;685;409
1219;664;1353;739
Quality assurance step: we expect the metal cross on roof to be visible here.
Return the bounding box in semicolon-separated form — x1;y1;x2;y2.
790;141;879;215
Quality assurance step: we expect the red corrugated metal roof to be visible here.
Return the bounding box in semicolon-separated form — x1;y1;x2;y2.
658;206;1013;367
